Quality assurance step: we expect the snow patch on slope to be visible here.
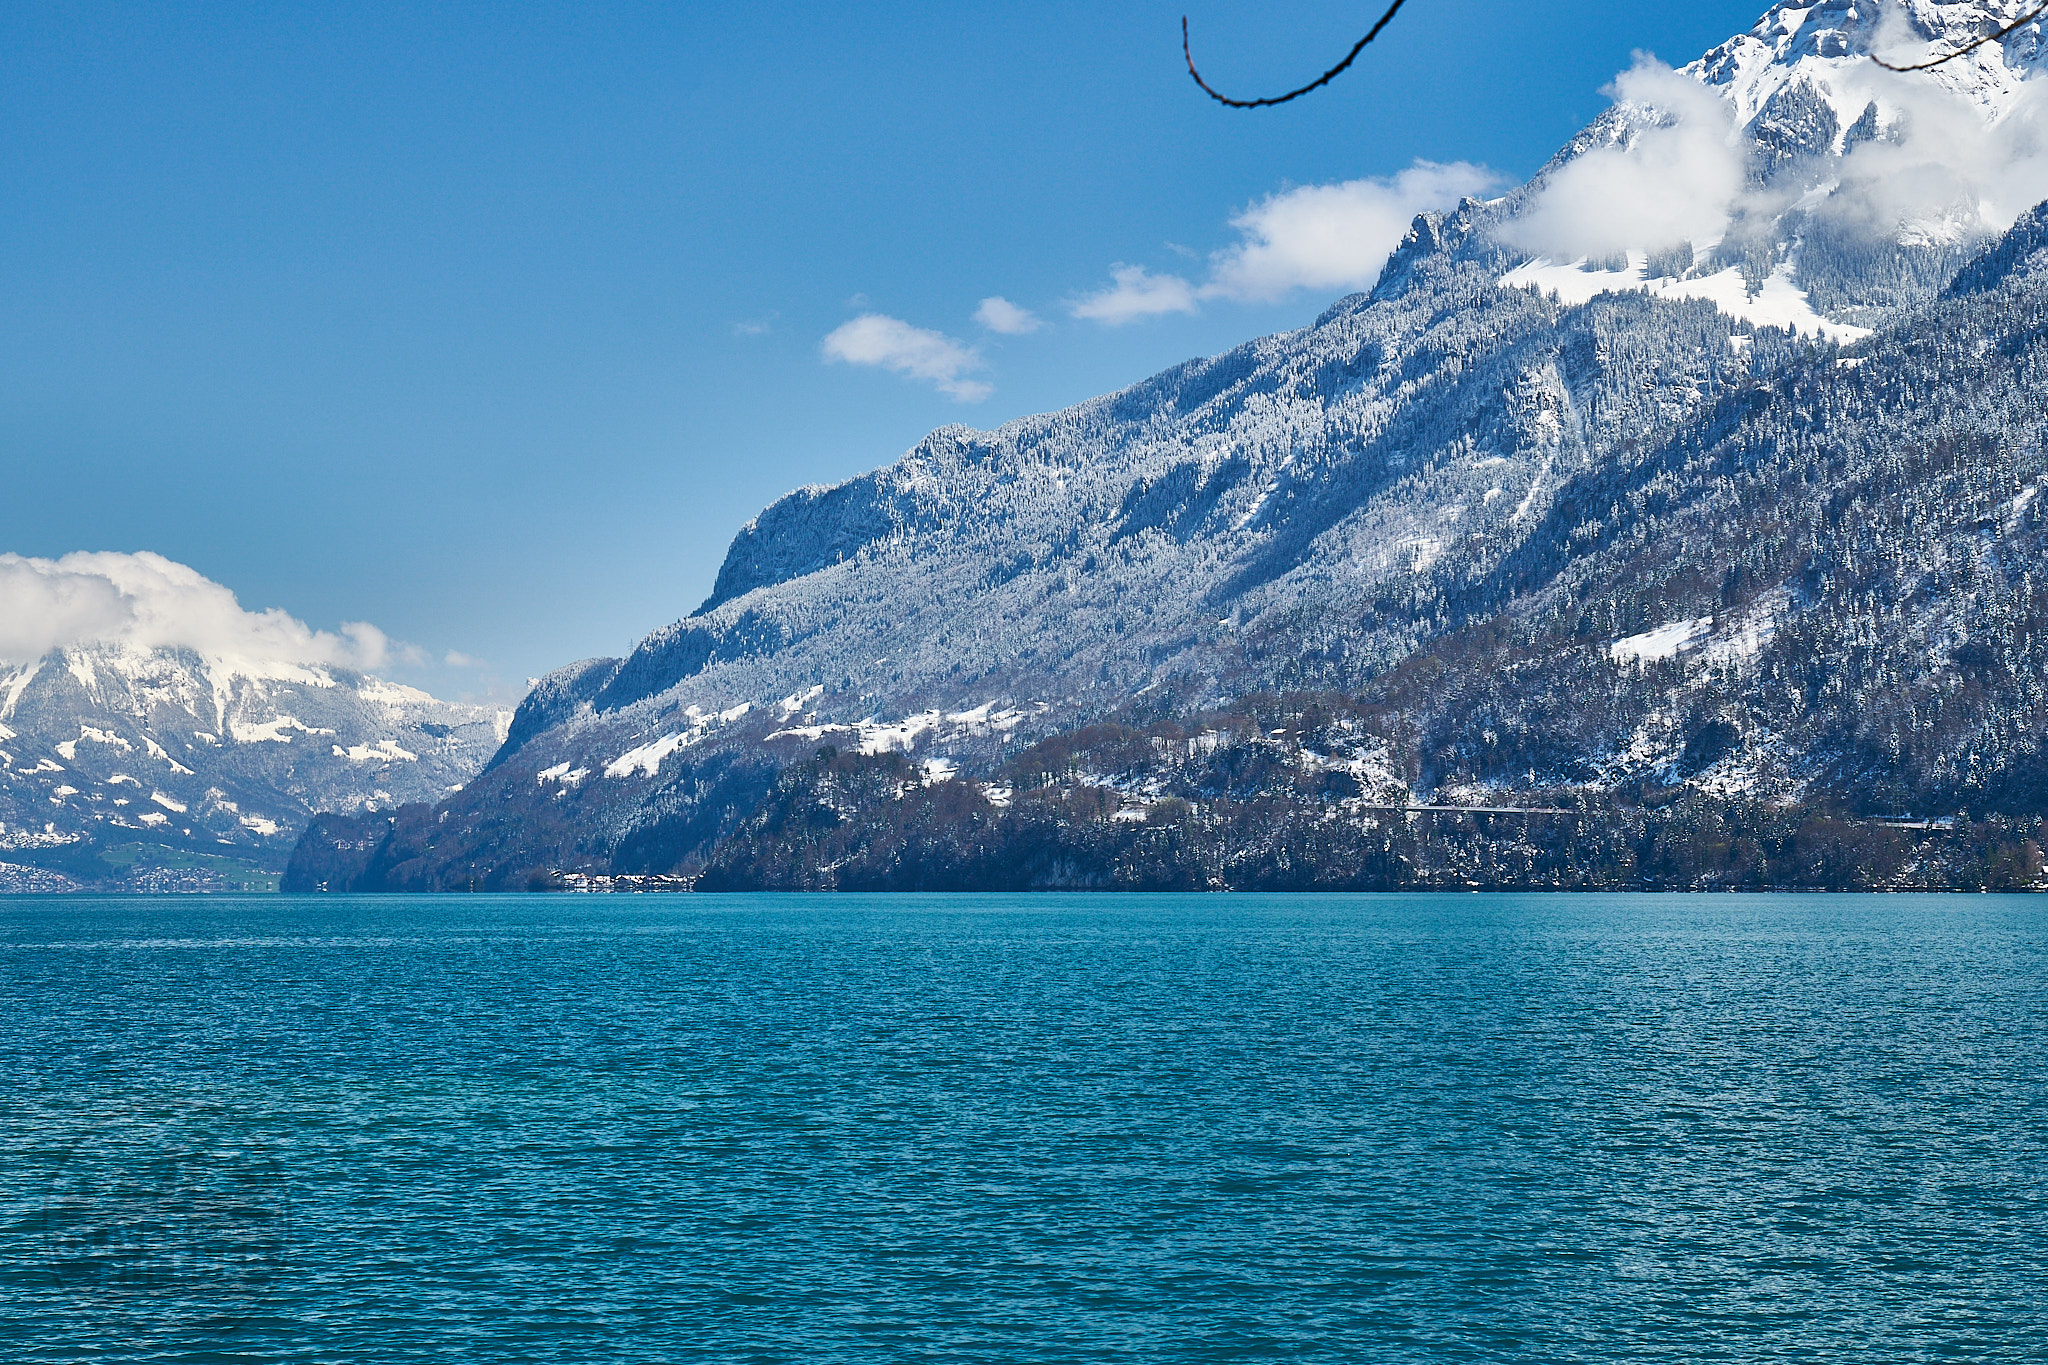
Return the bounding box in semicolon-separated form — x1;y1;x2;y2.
764;702;1039;756
231;715;335;744
606;732;697;779
333;740;420;764
1503;255;1872;342
1611;619;1714;664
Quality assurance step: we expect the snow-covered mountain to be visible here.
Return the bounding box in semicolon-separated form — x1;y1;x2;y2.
1703;0;2046;124
1507;0;2048;326
514;1;2046;738
0;565;510;890
291;2;2048;890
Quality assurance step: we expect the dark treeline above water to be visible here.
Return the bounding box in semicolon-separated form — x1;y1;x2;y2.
286;708;2048;894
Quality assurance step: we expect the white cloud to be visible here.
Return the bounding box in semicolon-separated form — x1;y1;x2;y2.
1071;160;1494;324
1070;264;1200;325
0;551;393;669
1204;162;1498;302
1826;68;2048;240
1869;0;1932;71
1505;58;1745;261
821;314;991;401
974;296;1043;334
1504;48;2048;264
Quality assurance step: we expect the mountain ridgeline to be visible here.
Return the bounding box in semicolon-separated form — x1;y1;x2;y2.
290;2;2048;892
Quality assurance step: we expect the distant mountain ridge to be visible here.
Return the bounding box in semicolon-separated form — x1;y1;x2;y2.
1;644;507;890
289;2;2048;891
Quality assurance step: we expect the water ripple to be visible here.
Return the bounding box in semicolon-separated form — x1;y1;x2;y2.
0;892;2042;1362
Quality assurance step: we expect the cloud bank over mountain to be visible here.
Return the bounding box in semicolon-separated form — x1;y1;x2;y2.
1071;161;1495;323
1828;70;2048;237
1505;59;1747;260
1204;162;1499;302
0;550;394;668
1511;34;2048;263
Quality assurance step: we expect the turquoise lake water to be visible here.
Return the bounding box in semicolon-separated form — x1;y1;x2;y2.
1;892;2043;1362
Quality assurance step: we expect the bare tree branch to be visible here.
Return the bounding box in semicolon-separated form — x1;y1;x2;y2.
1181;0;1409;109
1872;0;2048;71
1180;1;2044;106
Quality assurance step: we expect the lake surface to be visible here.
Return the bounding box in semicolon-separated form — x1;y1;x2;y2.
1;892;2043;1362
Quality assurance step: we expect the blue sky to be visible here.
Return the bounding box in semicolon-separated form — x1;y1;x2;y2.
1;0;1765;699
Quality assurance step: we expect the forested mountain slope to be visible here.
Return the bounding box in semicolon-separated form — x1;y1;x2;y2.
290;199;2048;891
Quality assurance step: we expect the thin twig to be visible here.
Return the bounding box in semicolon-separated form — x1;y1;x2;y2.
1871;0;2048;71
1182;0;1409;109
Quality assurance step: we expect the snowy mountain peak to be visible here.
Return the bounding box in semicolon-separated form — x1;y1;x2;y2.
1695;0;2048;128
0;638;512;889
1494;0;2048;337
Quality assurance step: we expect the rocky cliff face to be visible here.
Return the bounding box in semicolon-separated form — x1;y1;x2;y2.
290;2;2048;891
